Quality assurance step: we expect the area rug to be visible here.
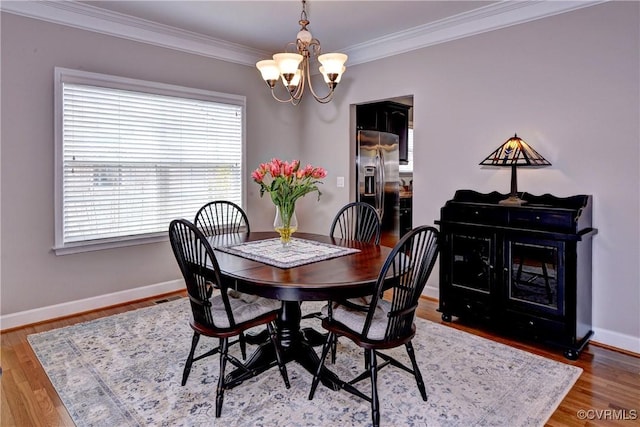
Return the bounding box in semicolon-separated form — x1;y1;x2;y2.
28;298;582;427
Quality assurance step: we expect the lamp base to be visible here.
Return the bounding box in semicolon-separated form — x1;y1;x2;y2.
499;195;527;206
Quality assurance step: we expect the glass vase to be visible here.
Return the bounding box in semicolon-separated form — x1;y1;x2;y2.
274;204;298;246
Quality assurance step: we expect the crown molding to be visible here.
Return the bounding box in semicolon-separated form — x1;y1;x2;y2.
0;0;264;65
344;1;607;65
1;1;607;67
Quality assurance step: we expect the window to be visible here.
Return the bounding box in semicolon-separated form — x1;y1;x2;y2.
399;127;414;173
54;68;245;254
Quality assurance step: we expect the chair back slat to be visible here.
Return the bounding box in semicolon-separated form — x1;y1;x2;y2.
330;202;381;245
195;201;250;236
362;226;439;341
169;219;237;329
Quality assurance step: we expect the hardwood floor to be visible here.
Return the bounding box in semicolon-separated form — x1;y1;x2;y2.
1;292;638;426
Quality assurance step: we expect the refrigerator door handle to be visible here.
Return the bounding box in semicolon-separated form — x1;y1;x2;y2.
377;149;385;220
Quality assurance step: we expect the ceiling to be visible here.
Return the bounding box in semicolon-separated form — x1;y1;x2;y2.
2;1;604;66
78;1;496;53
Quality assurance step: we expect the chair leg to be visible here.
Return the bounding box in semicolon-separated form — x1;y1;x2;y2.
215;337;229;418
181;332;200;386
308;331;334;400
364;347;371;370
369;349;380;427
330;334;338;364
239;332;247;359
267;323;290;389
405;341;427;401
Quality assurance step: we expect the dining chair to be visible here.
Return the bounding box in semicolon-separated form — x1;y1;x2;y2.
194;200;251;357
303;201;382;355
169;219;290;417
194;200;250;235
308;225;439;427
329;201;381;245
301;202;381;327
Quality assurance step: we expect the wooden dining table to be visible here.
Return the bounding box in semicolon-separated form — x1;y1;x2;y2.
206;231;393;391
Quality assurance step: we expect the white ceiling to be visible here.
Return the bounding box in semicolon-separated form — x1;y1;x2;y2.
78;1;496;53
2;1;605;66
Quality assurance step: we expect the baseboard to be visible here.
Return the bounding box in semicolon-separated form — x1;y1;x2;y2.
4;280;638;356
591;327;640;355
423;284;439;300
421;285;639;356
0;279;184;330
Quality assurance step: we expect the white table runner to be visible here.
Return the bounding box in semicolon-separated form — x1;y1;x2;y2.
215;237;360;269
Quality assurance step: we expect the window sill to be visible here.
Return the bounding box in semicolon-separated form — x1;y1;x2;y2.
53;234;168;255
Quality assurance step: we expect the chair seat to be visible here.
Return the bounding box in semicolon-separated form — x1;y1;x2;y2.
227;289;260;303
210;294;280;328
323;299;392;340
344;295;372;308
319;295;371;315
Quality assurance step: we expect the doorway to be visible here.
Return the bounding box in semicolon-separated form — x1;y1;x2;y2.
354;96;414;247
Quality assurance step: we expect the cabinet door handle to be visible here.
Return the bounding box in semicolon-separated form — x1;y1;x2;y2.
482;259;494;269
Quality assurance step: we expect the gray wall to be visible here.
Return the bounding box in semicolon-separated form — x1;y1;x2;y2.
301;2;640;352
2;2;639;352
0;13;301;314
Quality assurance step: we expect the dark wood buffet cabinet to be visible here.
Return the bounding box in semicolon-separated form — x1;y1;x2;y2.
437;190;597;359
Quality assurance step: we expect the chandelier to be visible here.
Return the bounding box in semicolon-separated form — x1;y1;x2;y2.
255;0;348;105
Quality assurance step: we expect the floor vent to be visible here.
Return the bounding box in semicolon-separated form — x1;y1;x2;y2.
154;295;182;304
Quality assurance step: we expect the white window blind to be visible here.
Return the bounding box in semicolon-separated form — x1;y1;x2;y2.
54;68;245;254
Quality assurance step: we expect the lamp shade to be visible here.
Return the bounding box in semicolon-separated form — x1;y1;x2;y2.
479;134;551;206
320;66;345;84
282;69;302;88
480;134;551;167
273;53;304;75
256;60;280;81
318;53;348;82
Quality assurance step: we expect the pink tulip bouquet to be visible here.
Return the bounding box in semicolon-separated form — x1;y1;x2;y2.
252;158;327;239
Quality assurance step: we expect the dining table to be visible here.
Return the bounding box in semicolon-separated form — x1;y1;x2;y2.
206;231;394;391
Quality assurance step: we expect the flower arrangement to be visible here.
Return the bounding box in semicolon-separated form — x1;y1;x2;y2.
252;158;327;244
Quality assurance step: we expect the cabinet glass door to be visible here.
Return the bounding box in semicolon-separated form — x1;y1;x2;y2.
507;240;563;315
451;234;492;294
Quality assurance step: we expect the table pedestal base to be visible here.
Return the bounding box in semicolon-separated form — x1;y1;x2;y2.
225;301;340;391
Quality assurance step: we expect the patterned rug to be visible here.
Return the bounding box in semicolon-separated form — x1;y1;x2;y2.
28;298;582;427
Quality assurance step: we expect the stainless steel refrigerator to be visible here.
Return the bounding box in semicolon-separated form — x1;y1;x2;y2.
356;130;400;237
